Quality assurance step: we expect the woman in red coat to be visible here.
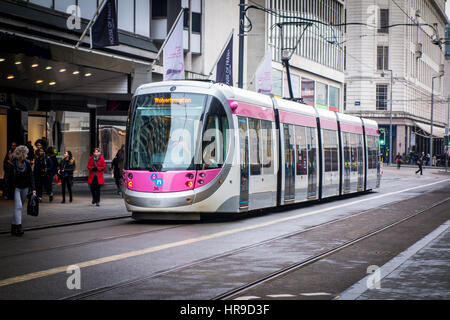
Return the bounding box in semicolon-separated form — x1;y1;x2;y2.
87;148;106;206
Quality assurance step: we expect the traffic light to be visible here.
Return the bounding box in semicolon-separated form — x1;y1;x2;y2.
379;130;385;145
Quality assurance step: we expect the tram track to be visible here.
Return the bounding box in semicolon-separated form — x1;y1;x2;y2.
58;194;449;300
213;196;450;300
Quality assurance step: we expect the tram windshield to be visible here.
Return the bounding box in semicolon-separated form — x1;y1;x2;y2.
129;93;205;171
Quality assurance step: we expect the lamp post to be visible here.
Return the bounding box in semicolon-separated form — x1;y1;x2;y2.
430;67;444;164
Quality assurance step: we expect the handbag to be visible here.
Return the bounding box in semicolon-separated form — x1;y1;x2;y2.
27;193;39;217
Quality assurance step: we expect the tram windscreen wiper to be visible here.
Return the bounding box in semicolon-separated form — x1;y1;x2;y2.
147;164;161;172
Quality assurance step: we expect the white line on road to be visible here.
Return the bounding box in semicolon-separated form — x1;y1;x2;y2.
0;178;449;288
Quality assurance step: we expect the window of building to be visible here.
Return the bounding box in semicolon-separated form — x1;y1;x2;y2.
377;46;389;70
329;86;340;111
272;69;283;96
343;83;347;111
301;77;315;106
378;9;389;33
152;0;167;17
315;82;328;109
376;84;388;110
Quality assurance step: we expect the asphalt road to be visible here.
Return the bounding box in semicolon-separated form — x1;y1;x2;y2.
0;166;448;302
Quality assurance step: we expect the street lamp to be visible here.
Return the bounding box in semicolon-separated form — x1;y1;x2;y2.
382;69;393;165
430;65;444;165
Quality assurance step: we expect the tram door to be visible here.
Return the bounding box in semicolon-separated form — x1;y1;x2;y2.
283;124;295;202
307;127;318;199
238;117;249;210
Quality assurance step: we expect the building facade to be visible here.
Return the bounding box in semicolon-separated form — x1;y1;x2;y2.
344;0;449;162
244;0;345;112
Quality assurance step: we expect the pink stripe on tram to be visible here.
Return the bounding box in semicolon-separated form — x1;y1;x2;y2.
320;118;338;130
279;110;317;127
365;127;379;136
340;122;363;134
228;100;274;121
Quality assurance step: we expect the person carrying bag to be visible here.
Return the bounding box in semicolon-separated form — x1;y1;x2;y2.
4;145;36;237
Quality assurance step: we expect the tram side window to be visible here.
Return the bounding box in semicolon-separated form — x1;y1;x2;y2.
308;127;317;172
351;133;358;172
358;134;364;171
296;125;307;175
261;120;274;174
369;135;378;169
202;97;229;169
343;132;351;170
248;118;262;175
323;129;338;172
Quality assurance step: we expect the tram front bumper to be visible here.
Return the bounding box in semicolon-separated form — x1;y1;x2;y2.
123;188;196;212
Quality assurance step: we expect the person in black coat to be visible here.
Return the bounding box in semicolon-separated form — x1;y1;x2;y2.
34;148;54;202
58;151;75;203
111;144;125;195
415;151;425;175
4;145;36;236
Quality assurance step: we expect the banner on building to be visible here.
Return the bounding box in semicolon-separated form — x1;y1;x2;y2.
216;36;233;86
255;50;273;94
163;12;185;81
90;0;119;49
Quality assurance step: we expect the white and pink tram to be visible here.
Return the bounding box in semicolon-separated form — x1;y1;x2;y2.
123;80;381;220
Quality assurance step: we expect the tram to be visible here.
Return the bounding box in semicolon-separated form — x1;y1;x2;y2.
123;80;381;220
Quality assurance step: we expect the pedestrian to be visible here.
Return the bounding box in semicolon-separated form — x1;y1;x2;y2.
395;153;402;169
415;151;425;175
34;148;54;202
87;148;105;206
25;141;34;162
2;141;16;199
111;144;125;195
59;151;75;203
47;146;59;186
4;145;36;236
34;140;43;157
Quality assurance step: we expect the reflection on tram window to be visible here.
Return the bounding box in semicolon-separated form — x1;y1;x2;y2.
248;118;262;175
202;98;229;169
129;93;205;171
323;129;338;172
295;125;307;176
261;120;274;174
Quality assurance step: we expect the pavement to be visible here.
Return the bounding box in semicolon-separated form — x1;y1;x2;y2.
339;220;450;300
0;178;130;234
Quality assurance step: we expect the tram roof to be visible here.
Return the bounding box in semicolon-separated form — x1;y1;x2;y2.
274;97;317;118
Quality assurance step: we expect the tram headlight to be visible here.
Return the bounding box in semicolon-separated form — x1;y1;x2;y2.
127;180;133;189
